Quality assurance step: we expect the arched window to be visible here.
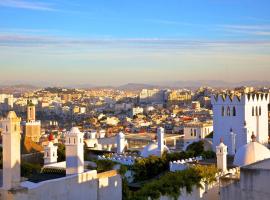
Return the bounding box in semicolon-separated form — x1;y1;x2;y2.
74;138;76;144
194;129;197;137
227;106;230;116
68;138;70;144
191;129;193;136
221;106;225;116
233;107;236;116
6;125;8;132
252;107;254;116
256;106;258;116
259;106;262;116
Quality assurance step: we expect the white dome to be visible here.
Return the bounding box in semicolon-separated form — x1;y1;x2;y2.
233;141;270;167
68;127;82;135
140;142;169;158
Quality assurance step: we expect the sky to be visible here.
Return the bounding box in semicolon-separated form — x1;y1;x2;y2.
0;0;270;86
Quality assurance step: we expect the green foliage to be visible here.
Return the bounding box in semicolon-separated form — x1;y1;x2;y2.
186;141;204;156
201;150;216;159
205;131;214;138
132;155;167;182
118;164;128;176
96;159;115;173
124;165;218;200
57;143;66;162
132;149;216;182
21;162;42;178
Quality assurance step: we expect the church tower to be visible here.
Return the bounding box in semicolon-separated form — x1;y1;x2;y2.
117;131;125;154
65;127;84;175
44;135;58;165
216;139;227;172
1;111;21;190
157;127;165;156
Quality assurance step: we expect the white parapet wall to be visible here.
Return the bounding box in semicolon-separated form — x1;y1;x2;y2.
169;156;203;172
0;170;122;200
98;153;141;166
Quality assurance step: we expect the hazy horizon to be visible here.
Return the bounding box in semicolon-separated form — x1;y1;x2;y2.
0;0;270;85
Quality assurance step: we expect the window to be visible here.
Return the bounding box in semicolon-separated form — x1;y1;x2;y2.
6;125;8;132
69;138;70;144
194;129;197;137
256;106;258;116
233;107;236;116
222;106;225;116
74;138;76;144
227;106;230;116
191;129;193;136
252;107;254;116
259;106;262;116
14;125;16;131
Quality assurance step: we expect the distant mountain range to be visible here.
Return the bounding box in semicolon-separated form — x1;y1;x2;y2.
1;80;270;92
116;80;270;90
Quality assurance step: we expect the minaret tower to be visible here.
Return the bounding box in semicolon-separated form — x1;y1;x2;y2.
157;127;165;156
65;127;84;175
216;138;227;172
1;111;21;189
27;100;36;122
117;131;125;154
44;134;58;165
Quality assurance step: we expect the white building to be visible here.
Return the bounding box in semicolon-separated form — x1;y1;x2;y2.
140;127;169;157
139;89;166;104
132;107;144;116
216;140;227;172
184;120;213;141
211;93;269;155
65;127;84;175
44;141;58;165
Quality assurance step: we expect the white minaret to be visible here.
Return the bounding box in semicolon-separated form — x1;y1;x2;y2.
117;131;125;154
44;142;58;165
1;111;21;190
65;127;84;175
216;139;227;172
157;127;165;156
230;129;236;155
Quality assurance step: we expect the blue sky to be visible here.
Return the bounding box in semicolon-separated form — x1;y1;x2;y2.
0;0;270;86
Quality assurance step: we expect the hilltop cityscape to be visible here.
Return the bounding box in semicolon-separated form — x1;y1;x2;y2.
0;85;270;200
1;0;270;200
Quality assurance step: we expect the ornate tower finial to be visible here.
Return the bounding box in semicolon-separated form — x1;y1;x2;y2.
220;137;224;143
251;133;256;142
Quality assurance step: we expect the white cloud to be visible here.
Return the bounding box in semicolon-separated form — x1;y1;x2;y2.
0;0;56;11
